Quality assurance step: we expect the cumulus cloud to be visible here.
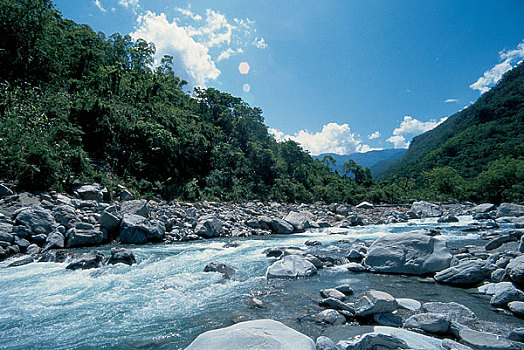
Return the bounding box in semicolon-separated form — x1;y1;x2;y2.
470;40;524;94
131;11;220;87
176;8;202;21
94;0;106;12
368;131;380;140
386;116;448;149
118;0;139;12
217;47;243;62
444;99;458;103
268;123;376;155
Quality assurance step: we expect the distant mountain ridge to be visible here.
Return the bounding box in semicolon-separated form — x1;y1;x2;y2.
314;149;407;176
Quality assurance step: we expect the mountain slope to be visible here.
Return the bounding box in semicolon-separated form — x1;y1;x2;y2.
384;62;524;181
315;149;406;175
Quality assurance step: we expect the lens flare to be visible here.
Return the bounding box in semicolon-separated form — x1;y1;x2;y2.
238;62;250;74
242;83;251;92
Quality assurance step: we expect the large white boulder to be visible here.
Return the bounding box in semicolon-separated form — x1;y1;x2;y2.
266;255;317;279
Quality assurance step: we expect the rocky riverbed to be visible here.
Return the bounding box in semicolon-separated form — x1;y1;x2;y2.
1;183;524;349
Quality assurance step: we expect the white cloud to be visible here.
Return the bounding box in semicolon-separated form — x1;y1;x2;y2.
368;131;380;140
118;0;139;12
386;116;448;149
94;0;106;12
176;8;202;21
130;11;220;87
217;47;243;62
255;37;268;49
386;135;409;149
359;144;384;153
268;123;375;155
444;99;458;103
470;40;524;94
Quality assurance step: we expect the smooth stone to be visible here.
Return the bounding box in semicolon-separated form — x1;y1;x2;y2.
316;336;337;350
458;328;517;350
508;301;524;317
66;228;103;248
506;255;524;287
73;183;107;201
373;312;403;327
356;201;374;210
26;243;40;255
478;282;515;296
266;254;317;279
284;211;310;232
397;298;422;311
434;260;496;286
335;284;354;295
354;290;398;317
346;263;367;272
490;284;524;308
410;201;442;218
120;199;149;217
509;328;524;342
270;218;294;234
315;309;346;325
422;302;476;322
15;206;56;234
185;319;316;350
485;235;516;251
363;233;452;275
320;288;346;301
6;255;34;267
305;240;322;246
472;203;496;213
496;203;524;218
203;262;236;279
195;215;223;238
404;313;450;335
319;298;354;312
107;247;136;266
65;250;105;270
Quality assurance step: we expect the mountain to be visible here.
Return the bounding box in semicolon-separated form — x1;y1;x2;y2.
382;62;523;202
315;149;407;175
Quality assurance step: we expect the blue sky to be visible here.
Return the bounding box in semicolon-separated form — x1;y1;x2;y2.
55;0;524;155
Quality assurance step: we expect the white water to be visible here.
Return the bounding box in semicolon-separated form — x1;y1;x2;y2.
0;216;515;349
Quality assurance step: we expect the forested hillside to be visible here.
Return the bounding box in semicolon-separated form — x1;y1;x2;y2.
0;0;374;203
315;149;406;176
386;62;524;202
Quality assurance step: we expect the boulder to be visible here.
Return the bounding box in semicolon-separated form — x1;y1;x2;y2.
98;211;121;231
316;336;337;350
266;255;317;279
319;298;354;312
434;260;496;286
509;301;524;317
404;313;450;334
195;215;223;238
422;302;476;322
270;218;294;234
397;298;422;311
410;201;442;218
315;309;346;325
107;247;136;266
73;183;107;201
203;262;236;279
284;211;310;232
320;288;347;301
13;236;30;251
66;228;103;248
373;313;403;327
119;214;165;244
6;255;34;267
458;328;518;350
15;206;56;234
490;283;524;308
506;255;524;287
353;290;398;317
509;328;524;342
52;204;77;228
185;319;316;350
438;214;459;223
335;284;354;295
496;203;524;218
120;199;149;217
43;230;65;250
0;231;13;243
65;250;105;270
0;183;13;197
26;243;40;255
485;235;516;251
472;203;496;213
363;233;452;275
356;201;374;210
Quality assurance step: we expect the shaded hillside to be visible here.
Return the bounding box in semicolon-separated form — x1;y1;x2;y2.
386;63;524;180
315;149;406;175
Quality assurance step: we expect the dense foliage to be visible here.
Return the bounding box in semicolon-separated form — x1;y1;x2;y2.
0;0;376;203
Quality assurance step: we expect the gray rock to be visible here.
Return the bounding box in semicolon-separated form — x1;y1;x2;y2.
73;183;107;201
270;218;294;234
472;203;496;213
497;203;524;218
509;328;524;342
15;206;56;234
121;199;149;217
519;236;524;253
458;328;518;350
108;247;136;266
65;250;105;270
410;201;442;218
119;214;165;244
319;298;354;312
13;236;30;250
347;249;364;262
26;243;40;255
506;255;524;287
354;290;398;317
346;262;367;272
335;284;354;295
0;247;6;261
305;239;322;246
316;336;337;350
338;332;408;350
404;313;450;334
485;235;516;251
284;211;310;232
185;319;316;350
438;215;459;223
204;262;236;279
478;282;516;296
397;298;421;311
195;215;223;238
248;297;265;309
66;228;103;248
491;268;510;283
0;231;13;243
43;230;65;250
266;255;317;279
315;309;346;325
422;302;476;322
490;283;524;308
508;301;524;317
52;204;77;228
363;233;452;275
434;260;496;286
6;255;34;267
320;288;346;301
373;312;403;327
0;183;13;197
98;211;121;231
356;201;374;210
